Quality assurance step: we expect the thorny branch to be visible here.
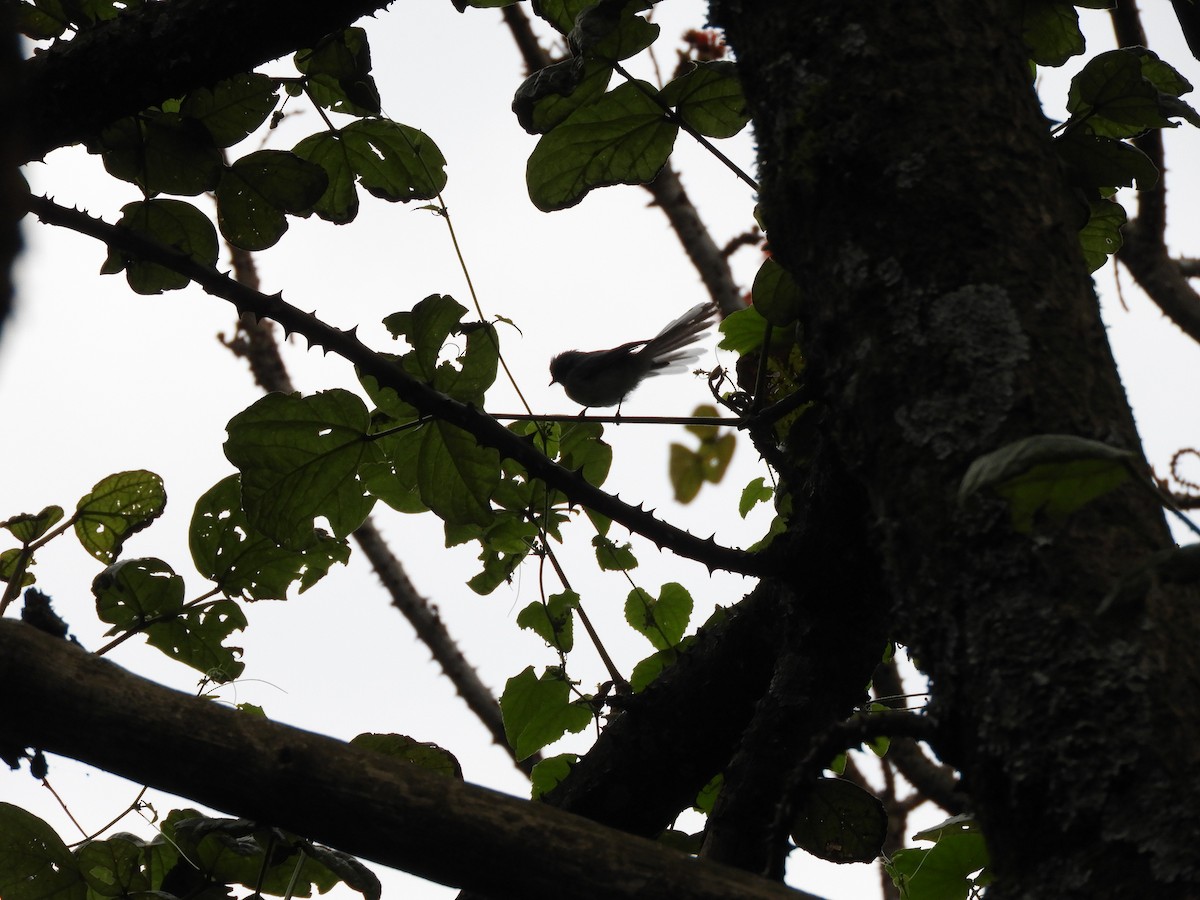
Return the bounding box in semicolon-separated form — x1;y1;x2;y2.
27;194;768;578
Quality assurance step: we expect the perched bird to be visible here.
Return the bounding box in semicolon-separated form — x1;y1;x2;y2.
549;302;718;411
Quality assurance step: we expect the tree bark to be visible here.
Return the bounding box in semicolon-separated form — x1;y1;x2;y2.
0;620;818;900
16;0;395;163
711;0;1200;896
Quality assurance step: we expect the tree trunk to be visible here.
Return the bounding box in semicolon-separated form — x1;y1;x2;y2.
711;0;1200;896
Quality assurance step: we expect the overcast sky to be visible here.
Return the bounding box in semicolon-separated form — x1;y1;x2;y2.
3;3;1199;899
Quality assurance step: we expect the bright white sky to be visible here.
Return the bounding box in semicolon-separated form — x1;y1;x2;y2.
2;3;1198;899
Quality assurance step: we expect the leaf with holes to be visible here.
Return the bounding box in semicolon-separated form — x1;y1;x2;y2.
0;803;86;900
190;475;350;600
92;557;184;635
101;199;219;294
181;73;280;148
216;150;328;250
74;470;166;563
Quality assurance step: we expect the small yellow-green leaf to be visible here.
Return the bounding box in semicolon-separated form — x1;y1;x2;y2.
530;753;577;799
625;582;692;650
592;534;637;571
500;667;593;760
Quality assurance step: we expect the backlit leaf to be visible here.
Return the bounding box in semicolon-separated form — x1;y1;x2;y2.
527;80;678;211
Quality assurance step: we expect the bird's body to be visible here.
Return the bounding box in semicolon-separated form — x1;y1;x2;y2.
549;302;718;409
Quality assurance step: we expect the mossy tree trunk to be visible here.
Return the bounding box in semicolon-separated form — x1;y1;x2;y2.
712;1;1200;896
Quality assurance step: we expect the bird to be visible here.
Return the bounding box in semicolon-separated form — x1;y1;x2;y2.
549;301;718;412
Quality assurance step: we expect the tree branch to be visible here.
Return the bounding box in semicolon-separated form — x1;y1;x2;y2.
1108;0;1200;344
0;620;819;900
26;195;767;577
17;0;395;163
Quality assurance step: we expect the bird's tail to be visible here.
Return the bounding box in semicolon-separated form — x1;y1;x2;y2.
641;302;719;373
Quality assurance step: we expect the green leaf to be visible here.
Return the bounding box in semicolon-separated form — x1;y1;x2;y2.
190;475;351;600
1067;48;1200;139
1021;1;1083;68
694;774;722;815
166;813;341;897
0;549;35;588
216;149;328;250
558;420;612;487
958;433;1135;532
292;130;361;223
417;421;501;526
887;828;990;900
513;57;614;135
74;470;167;563
294;27;381;114
380;295;498;402
669;444;705;503
340;119;448;203
570;0;659;62
717;303;772;353
17;1;70;40
180;73;280;147
0;803;86;900
516;590;579;652
452;0;521;9
1077;198;1126;272
93;557;185;634
751;256;803;326
526;80;678;211
1055;130;1158;192
2;505;64;543
790;777;887;864
102;199;219;294
532;0;595;34
670;419;735;503
625;582;692;650
144;599;247;681
94;111;222;196
500;666;593;760
350;734;463;779
224;390;381;548
739;477;773;518
75;835;152;897
360;424;428;514
660;60;750;138
530;753;577;799
593;534;637;570
628;639;693;692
